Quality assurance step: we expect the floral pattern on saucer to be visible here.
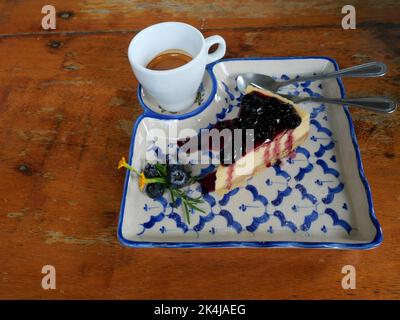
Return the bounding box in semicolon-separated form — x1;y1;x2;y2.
139;71;212;117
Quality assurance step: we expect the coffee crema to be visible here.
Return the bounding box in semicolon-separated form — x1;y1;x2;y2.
146;49;192;71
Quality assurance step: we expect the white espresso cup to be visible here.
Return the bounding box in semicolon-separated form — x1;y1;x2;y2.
128;22;226;112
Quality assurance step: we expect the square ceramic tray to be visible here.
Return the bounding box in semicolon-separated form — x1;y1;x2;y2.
118;57;382;249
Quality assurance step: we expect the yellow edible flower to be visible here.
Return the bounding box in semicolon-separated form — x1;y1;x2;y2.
117;157;128;170
117;157;140;174
138;172;148;191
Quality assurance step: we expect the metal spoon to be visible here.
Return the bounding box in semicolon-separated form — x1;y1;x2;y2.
236;61;387;93
280;94;396;113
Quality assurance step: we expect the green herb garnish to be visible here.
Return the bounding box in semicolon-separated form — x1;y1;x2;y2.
118;158;204;224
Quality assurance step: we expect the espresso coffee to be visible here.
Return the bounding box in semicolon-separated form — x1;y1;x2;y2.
146;49;192;71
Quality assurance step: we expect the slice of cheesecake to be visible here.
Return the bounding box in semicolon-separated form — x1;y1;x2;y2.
213;86;310;196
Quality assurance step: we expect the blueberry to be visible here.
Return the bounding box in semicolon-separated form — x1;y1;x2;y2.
143;163;159;178
272;117;281;126
255;105;265;115
168;165;189;188
231;118;243;129
252;92;265;106
145;183;165;199
281;104;294;114
286;114;302;129
239;94;255;117
215;120;231;131
255;129;266;140
242;117;259;129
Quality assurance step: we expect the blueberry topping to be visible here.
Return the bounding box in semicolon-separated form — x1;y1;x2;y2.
215;120;231;131
200;171;216;194
209;91;302;165
231;118;243;129
145;183;165;199
287;113;302;129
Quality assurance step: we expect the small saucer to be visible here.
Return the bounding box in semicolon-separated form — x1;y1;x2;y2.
137;68;217;119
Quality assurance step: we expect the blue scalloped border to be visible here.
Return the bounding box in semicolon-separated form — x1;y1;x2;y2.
117;56;383;249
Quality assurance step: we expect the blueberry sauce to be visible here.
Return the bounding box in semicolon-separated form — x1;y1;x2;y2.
199;171;217;194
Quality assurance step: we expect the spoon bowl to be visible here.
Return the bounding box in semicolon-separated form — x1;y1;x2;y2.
237;73;281;93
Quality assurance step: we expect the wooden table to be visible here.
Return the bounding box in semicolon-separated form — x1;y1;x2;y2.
0;0;399;299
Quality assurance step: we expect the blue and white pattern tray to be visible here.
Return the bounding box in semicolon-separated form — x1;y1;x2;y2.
118;57;382;249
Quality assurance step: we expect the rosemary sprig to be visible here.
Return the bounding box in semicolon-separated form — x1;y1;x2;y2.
183;198;190;224
169;188;176;207
171;186;205;225
188;175;201;184
155;163;167;176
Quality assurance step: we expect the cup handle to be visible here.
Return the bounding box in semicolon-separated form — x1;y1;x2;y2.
205;35;226;64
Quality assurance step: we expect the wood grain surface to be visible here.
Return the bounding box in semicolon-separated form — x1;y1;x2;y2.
0;0;399;299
